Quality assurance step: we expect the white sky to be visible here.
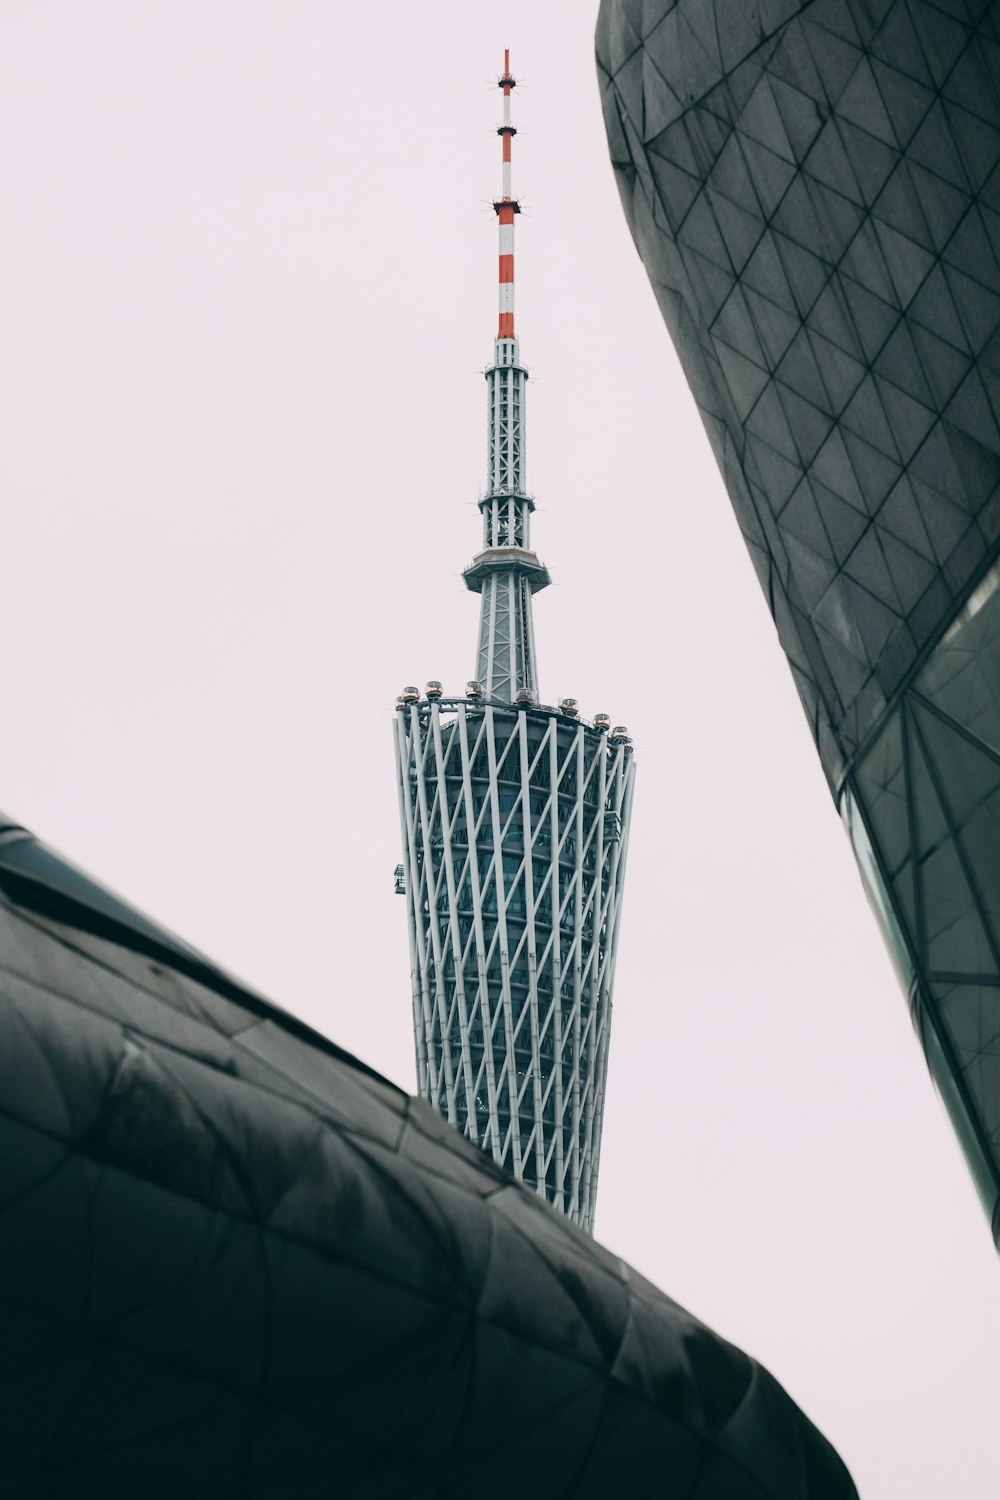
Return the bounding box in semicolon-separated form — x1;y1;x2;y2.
2;4;998;1495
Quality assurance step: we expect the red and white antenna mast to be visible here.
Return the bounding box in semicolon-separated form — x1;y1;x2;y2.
462;48;550;704
496;47;519;340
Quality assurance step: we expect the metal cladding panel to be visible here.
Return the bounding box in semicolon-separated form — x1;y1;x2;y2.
597;0;1000;1245
598;0;1000;793
843;557;1000;1245
0;818;857;1494
395;701;633;1233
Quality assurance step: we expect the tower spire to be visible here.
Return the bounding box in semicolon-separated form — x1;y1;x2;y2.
463;48;550;704
393;50;636;1233
497;48;518;340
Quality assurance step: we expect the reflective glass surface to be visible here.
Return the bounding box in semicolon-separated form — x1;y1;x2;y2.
394;703;634;1231
598;0;1000;1245
0;820;857;1495
599;0;1000;791
848;560;1000;1238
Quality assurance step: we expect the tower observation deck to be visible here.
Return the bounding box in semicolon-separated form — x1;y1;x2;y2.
392;52;635;1231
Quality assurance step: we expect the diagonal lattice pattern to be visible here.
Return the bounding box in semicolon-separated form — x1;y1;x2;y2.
846;556;1000;1237
398;59;635;1236
599;0;1000;791
395;699;634;1232
0;815;856;1496
468;338;546;705
598;0;1000;1244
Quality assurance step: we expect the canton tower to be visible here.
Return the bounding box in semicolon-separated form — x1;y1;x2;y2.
393;52;634;1232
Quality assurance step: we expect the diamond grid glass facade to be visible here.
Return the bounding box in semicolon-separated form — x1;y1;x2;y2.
598;0;1000;1243
846;558;1000;1230
395;698;634;1232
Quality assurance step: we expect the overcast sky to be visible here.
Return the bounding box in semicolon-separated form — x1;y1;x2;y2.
2;3;998;1495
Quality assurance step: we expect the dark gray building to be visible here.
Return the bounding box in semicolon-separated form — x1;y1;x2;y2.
598;0;1000;1244
0;811;856;1495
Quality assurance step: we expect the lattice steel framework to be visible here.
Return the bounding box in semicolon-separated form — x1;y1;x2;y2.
395;700;634;1230
464;50;549;705
393;53;635;1231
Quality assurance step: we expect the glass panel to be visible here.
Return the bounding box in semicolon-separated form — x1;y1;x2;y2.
842;565;1000;1237
918;558;1000;754
841;784;913;992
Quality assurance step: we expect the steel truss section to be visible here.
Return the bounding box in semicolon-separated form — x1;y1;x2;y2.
394;697;634;1232
463;335;550;706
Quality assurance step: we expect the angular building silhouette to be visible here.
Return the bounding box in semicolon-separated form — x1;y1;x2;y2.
393;53;635;1231
598;0;1000;1243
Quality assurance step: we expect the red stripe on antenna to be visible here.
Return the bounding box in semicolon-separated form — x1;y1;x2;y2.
495;49;518;340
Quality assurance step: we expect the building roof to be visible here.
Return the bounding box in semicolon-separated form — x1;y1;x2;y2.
0;815;856;1495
